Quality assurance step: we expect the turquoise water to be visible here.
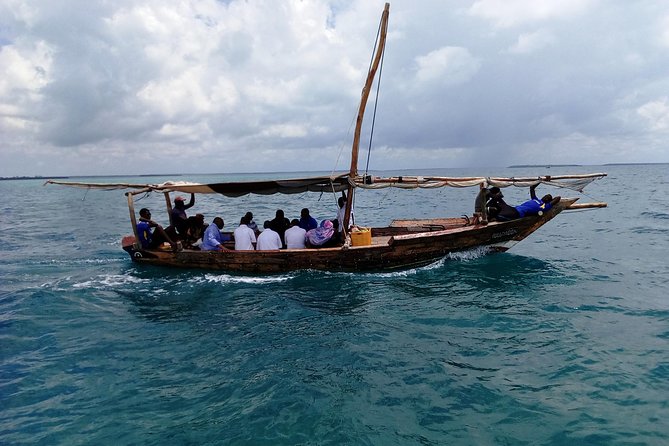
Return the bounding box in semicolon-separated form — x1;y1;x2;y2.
1;165;668;445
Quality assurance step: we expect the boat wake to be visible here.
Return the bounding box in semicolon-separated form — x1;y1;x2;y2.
72;274;151;289
446;246;492;261
195;273;295;285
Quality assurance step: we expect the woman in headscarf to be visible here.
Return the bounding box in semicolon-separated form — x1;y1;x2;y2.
306;220;334;247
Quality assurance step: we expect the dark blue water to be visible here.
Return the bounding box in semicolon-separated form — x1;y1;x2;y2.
1;165;668;445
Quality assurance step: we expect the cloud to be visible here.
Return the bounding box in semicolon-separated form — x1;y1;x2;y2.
637;98;669;131
507;30;556;54
660;15;669;47
414;47;480;85
1;0;668;177
468;0;595;28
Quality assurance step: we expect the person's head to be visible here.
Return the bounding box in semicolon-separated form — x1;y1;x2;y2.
290;218;300;227
301;208;310;218
139;208;151;219
263;220;271;229
321;220;333;229
213;217;224;229
541;194;553;203
490;186;502;198
244;211;253;221
275;209;285;219
240;214;250;225
195;213;205;222
338;196;346;208
174;196;185;209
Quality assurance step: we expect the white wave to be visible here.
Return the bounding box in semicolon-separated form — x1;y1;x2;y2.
447;246;491;261
36;258;126;266
194;274;295;285
72;274;151;289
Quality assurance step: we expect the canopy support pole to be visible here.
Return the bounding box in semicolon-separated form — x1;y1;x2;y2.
126;192;140;249
479;183;488;225
164;192;173;225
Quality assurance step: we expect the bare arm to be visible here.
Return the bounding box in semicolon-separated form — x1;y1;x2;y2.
185;193;195;210
530;184;538;200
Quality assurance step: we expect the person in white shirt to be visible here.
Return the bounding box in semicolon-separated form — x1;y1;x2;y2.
256;221;282;250
233;215;256;250
284;219;307;249
335;195;353;233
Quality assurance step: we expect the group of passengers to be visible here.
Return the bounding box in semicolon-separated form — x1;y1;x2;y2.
136;193;352;252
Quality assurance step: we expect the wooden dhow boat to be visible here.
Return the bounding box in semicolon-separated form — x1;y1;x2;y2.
47;3;607;274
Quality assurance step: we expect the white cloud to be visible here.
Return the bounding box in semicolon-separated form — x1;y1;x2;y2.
507;30;556;54
414;47;480;85
660;15;669;47
637;98;669;131
468;0;595;28
1;0;669;176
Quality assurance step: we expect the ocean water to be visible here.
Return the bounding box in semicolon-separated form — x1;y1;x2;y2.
1;165;667;445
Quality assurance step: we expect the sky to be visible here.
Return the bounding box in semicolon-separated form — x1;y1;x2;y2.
1;0;668;177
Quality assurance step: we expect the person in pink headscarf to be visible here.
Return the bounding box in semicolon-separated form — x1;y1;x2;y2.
306;220;334;247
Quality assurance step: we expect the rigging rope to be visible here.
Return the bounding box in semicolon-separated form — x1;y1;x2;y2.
363;12;387;178
364;42;385;178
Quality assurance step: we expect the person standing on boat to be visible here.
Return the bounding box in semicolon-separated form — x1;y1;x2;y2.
256;221;282;250
201;217;228;251
284;219;307;249
171;194;195;237
234;215;257;250
299;208;318;231
137;208;177;251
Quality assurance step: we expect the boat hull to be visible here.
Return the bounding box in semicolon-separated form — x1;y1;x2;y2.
122;199;576;273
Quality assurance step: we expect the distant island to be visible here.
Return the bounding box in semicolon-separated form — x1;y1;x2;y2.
0;175;68;181
508;164;581;168
0;174;183;181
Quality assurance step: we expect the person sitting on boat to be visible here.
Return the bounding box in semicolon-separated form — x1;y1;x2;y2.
234;214;257;250
201;217;228;251
137;208;177;251
284;219;307;249
484;187;512;221
474;187;488;214
498;185;561;220
182;213;207;248
170;194;195;237
256;221;282;250
269;209;291;248
306;219;335;248
299;208;318;231
335;195;353;234
244;211;258;233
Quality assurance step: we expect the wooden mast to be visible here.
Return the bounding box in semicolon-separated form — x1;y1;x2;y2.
344;2;390;232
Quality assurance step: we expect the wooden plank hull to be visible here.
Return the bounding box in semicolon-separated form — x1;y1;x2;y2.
123;199;576;273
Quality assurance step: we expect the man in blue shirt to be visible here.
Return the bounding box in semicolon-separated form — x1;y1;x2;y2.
137;208;177;250
201;217;228;251
497;185;561;220
299;208;318;231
